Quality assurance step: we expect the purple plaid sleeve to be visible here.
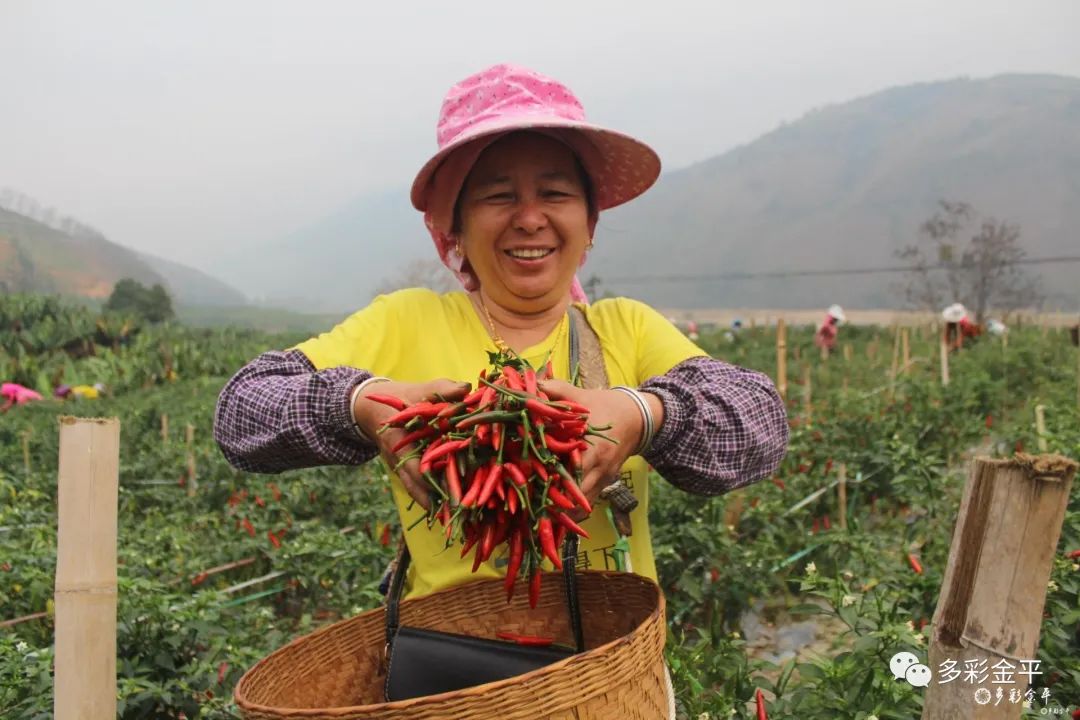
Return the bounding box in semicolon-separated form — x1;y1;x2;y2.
641;356;789;496
213;349;379;473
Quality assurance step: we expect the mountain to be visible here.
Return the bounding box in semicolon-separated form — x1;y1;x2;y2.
220;73;1080;312
0;206;247;306
593;73;1080;309
138;251;246;306
222;189;434;314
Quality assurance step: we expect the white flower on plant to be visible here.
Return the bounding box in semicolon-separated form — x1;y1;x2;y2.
805;562;817;576
1046;580;1058;592
841;594;857;607
697;713;711;720
259;607;274;619
867;715;879;720
912;633;924;646
351;606;364;616
906;620;916;634
16;641;29;653
1072;563;1079;572
842;569;854;580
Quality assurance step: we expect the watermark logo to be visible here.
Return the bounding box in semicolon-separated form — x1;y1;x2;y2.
890;652;932;687
886;652;1061;710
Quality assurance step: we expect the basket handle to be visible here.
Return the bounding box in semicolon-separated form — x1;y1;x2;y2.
385;534;584;653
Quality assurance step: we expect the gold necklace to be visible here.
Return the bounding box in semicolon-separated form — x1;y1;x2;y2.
476;295;568;360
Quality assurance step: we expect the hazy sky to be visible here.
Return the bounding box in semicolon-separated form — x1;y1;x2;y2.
2;1;1078;274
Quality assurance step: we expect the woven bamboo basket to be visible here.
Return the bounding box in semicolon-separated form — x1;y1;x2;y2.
235;570;668;720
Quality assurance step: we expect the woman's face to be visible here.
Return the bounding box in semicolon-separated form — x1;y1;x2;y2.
458;132;591;312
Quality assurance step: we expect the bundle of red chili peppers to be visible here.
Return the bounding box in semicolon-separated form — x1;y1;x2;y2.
370;352;615;608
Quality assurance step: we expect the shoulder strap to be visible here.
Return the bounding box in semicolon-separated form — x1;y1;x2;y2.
568;305;609;390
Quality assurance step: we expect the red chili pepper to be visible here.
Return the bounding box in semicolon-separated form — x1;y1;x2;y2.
254;495;265;508
556;400;590;415
269;483;281;501
461;464;487;508
545;485;576;511
507;486;518;514
475;463;503;507
241;518;255;538
529;569;542;609
543;434;587;454
811;517;819;534
364;393;407;411
985;414;993;429
550;510;590;539
823;514;831;531
531;458;550;482
504;462;528;487
495;474;507;502
771;477;786;491
460;524;478;559
538;517;562;569
268;531;281;549
755;688;768;720
444;453;463;505
544;360;554;379
505;532;523;596
496;631;554;647
479;520;497;563
567;447;583;474
382;402;443;426
217;661;229;685
391;426;438;454
502;366;526;392
524;367;538;395
554;522;567;551
557;466;592;513
525;398;578;422
420;438;468;466
192;572;209;587
908;553;924;575
380;524;392;547
1066;549;1080;560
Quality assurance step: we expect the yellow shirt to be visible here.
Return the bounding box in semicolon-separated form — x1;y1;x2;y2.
295;289;706;599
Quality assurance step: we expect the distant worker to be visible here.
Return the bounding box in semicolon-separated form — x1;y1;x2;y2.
814;305;845;352
943;303;981;351
55;383;106;400
687;320;699;342
1;382;43;413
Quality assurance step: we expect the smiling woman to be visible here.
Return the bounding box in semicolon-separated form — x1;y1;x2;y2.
214;63;789;715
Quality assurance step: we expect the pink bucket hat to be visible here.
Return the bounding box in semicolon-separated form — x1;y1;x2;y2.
412;64;661;301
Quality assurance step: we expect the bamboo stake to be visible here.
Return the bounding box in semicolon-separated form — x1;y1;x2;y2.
923;455;1076;720
843;343;852;362
1034;405;1048;452
21;429;31;474
940;332;950;387
901;327;911;375
776;319;787;401
161;413;169;443
55;417;119;720
793;344;801;362
820;343;828;362
185;424;197;497
802;364;812;425
837;464;847;531
889;325;901;398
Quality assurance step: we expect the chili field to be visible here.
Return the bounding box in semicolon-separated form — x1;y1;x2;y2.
2;295;1079;719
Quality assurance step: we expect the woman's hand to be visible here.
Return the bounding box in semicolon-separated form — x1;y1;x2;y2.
352;378;471;510
537;379;663;519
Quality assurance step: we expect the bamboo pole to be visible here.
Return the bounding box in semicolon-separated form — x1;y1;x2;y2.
1034;405;1048;452
940;332;951;387
889;324;901;397
776;319;787;401
901;327;911;375
21;429;31;474
55;417;119;720
837;464;847;531
185;424;197;497
161;413;169;443
923;455;1076;720
802;364;812;425
843;343;852;362
820;343;829;362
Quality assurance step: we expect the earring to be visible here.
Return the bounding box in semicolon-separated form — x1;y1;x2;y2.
586;240;594;250
454;239;463;256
